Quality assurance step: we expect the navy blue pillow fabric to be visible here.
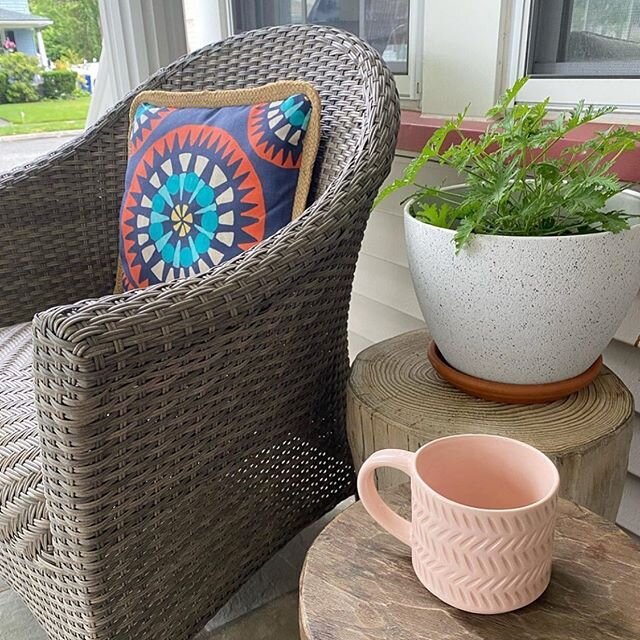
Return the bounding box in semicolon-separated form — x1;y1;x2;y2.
119;93;313;290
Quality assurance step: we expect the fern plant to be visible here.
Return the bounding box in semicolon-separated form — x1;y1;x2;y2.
377;77;640;251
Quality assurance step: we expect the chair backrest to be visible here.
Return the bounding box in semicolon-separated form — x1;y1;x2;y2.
93;23;399;215
0;25;399;323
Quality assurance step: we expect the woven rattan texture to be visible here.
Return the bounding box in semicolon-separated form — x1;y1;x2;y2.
0;25;399;640
0;323;51;557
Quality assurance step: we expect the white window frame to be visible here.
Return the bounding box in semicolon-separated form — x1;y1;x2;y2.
394;0;423;100
504;0;640;116
224;0;423;100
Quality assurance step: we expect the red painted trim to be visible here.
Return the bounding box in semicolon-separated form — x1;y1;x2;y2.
398;110;640;183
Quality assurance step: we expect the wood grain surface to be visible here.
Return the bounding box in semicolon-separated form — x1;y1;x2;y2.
299;484;640;640
347;330;634;520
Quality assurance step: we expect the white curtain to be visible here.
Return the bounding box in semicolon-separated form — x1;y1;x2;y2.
183;0;230;51
87;0;188;126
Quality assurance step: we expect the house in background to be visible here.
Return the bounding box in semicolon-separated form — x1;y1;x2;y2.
0;0;51;65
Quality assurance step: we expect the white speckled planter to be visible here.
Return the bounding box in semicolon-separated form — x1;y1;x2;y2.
404;187;640;385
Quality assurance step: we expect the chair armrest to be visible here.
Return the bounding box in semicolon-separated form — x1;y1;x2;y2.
30;198;362;633
0;106;130;327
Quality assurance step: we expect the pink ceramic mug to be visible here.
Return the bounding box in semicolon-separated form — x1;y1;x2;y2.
357;434;560;614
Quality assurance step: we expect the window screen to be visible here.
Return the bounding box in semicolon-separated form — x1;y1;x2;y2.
230;0;410;74
527;0;640;77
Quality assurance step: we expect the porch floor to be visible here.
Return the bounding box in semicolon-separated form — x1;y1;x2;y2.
0;580;298;640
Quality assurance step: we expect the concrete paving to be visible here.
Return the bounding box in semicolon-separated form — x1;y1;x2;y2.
0;132;78;175
0;580;298;640
0;581;45;640
198;593;299;640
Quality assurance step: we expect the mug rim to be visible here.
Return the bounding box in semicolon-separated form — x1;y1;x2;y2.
411;433;560;514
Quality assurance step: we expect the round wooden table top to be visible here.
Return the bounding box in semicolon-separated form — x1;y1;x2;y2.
299;485;640;640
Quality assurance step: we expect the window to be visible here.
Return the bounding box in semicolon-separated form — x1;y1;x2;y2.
228;0;423;98
507;0;640;113
528;0;640;77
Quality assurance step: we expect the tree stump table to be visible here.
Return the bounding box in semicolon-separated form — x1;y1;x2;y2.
299;484;640;640
347;330;634;521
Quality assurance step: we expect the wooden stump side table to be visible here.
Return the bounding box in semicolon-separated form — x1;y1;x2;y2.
299;485;640;640
347;330;634;521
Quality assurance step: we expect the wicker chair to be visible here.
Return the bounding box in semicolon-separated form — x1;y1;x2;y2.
0;25;399;640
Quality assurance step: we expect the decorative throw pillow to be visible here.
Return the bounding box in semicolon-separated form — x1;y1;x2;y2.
115;81;321;292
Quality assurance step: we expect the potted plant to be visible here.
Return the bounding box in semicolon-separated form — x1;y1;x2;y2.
377;78;640;392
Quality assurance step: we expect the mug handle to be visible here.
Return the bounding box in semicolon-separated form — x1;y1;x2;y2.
357;449;414;547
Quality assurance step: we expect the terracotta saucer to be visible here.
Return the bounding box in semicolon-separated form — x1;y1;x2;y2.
427;342;603;404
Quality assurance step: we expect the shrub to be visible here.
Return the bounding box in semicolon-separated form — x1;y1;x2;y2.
0;71;7;103
0;53;41;103
42;69;77;98
0;52;40;85
6;81;40;103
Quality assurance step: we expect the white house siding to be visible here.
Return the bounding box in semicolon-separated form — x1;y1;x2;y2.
349;154;640;536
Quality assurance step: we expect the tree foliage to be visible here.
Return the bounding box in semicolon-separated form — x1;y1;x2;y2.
376;78;640;251
29;0;101;63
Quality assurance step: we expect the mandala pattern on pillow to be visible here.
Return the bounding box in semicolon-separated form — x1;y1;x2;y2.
129;104;175;154
121;124;265;288
118;87;317;291
248;94;312;168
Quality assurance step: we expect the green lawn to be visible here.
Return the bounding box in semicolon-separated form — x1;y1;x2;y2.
0;96;90;135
